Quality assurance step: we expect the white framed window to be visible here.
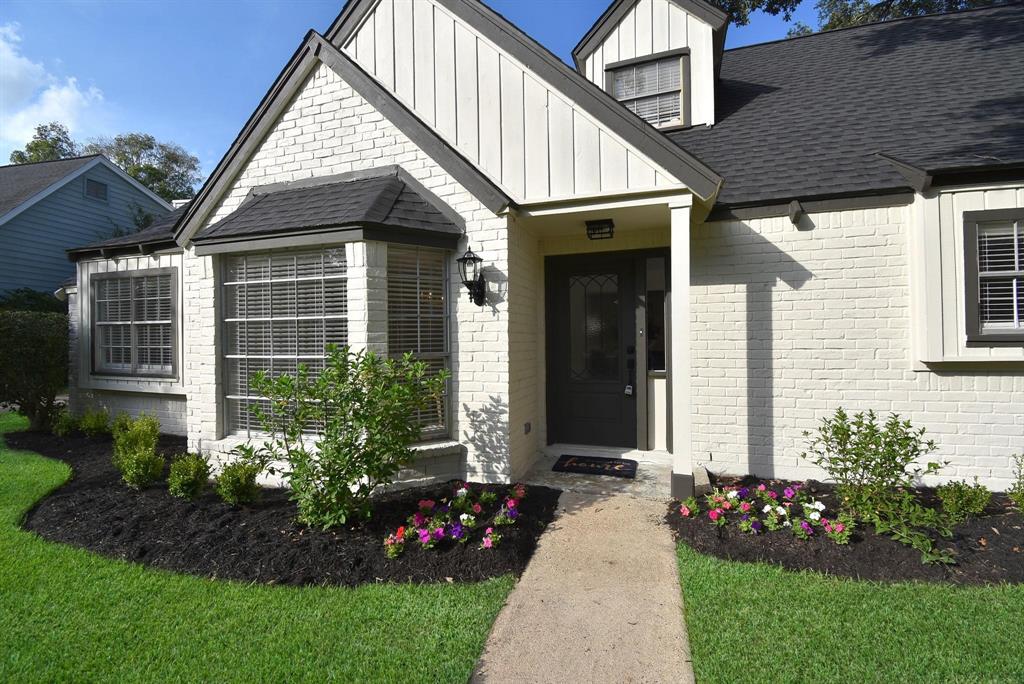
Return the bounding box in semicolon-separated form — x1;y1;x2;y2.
607;50;686;128
92;269;176;377
387;246;450;439
85;178;108;202
222;249;348;434
964;209;1024;344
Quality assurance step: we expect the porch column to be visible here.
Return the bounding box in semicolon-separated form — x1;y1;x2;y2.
669;198;694;498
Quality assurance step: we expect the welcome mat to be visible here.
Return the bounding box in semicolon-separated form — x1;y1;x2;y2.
552;455;638;479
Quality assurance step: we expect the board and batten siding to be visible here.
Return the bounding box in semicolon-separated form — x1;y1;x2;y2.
342;0;682;203
578;0;716;127
0;163;169;294
911;182;1024;363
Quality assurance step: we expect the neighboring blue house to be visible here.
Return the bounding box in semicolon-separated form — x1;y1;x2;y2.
0;155;172;295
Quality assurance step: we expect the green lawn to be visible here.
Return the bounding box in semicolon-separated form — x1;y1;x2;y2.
0;413;511;682
677;543;1024;683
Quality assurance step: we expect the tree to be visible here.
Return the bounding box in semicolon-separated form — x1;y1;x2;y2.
716;0;1002;32
8;122;80;164
83;133;201;202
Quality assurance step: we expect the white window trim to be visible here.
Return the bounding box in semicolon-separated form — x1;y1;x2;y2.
604;47;691;129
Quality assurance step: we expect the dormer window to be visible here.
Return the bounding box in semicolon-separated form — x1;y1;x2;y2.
606;49;689;128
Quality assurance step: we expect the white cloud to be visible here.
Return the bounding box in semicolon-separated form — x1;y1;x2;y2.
0;23;107;157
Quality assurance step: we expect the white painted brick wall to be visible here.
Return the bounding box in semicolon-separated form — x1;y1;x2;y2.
186;63;513;482
692;206;1024;490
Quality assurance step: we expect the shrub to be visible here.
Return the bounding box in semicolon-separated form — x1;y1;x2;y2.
215;454;262;507
937;478;992;522
112;413;163;489
51;408;78;437
79;409;110;438
0;287;67;313
248;345;448;529
0;311;68;431
1009;455;1024;511
168;453;210;501
802;408;952;564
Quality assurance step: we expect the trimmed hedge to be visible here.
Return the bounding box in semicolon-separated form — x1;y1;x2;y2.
0;311;68;431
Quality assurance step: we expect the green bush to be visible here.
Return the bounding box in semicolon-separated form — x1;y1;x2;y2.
79;409;110;438
111;414;163;489
247;345;448;529
51;409;78;437
937;478;992;522
168;453;210;501
215;457;262;506
0;311;68;431
0;287;66;313
1009;455;1024;511
802;408;953;564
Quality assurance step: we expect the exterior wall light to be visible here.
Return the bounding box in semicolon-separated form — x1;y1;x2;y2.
586;219;615;240
457;247;486;306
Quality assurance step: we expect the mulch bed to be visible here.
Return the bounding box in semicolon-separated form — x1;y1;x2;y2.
8;431;561;587
666;476;1024;586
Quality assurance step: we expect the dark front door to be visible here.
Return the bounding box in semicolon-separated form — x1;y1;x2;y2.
546;253;637;448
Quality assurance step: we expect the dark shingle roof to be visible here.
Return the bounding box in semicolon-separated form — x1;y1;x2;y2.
67;204;188;260
192;173;461;243
669;4;1024;209
0;155;101;218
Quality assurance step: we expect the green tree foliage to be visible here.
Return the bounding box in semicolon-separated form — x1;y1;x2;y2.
718;0;1002;33
0;312;68;431
83;133;201;202
0;288;66;314
8;122;79;164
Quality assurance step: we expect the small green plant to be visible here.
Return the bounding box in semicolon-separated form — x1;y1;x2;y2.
1009;455;1024;511
117;450;165;490
937;478;991;523
51;409;78;437
215;445;264;506
79;409;110;438
168;453;210;501
111;413;163;489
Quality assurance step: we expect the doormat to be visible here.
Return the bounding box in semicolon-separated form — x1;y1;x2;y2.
552;455;638;479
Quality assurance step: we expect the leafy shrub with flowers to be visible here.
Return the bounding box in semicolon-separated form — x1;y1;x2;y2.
382;482;527;558
678;482;855;545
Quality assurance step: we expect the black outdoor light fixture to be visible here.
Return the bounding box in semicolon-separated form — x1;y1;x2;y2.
457;247;486;306
586;218;615;240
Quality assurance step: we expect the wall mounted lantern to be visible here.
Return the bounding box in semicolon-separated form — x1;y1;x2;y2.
586;218;615;240
457;247;486;306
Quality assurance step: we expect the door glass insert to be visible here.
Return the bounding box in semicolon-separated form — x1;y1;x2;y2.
646;257;667;372
568;273;620;381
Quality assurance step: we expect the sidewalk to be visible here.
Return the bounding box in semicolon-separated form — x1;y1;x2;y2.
471;492;694;683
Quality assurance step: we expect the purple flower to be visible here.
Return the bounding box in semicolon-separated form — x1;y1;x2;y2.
450;523;465;540
737;487;750;499
751;520;764;534
783;487;796;499
432;527;445;540
740;514;750;521
438;503;450;513
507;507;519;519
417;528;430;544
800;520;813;535
413;512;427;527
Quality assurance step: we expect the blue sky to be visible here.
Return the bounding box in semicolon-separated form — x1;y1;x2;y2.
0;0;815;177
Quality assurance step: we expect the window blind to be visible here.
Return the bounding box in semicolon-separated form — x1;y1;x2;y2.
977;220;1023;332
612;56;682;127
387;246;450;439
222;249;348;434
93;271;174;376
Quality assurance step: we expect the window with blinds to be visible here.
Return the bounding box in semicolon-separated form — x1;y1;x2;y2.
387;246;450;439
976;219;1023;334
611;55;682;127
222;249;348;434
93;270;175;376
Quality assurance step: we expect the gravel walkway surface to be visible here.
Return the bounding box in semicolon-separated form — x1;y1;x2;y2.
471;492;694;683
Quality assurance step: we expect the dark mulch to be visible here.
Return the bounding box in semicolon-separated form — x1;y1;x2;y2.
666;477;1024;586
8;431;561;587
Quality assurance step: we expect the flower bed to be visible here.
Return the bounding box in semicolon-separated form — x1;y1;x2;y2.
9;430;560;586
667;477;1024;585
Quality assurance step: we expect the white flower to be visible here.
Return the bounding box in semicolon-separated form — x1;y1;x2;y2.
815;501;826;511
809;511;821;521
762;504;773;513
783;520;792;527
455;487;469;497
726;490;739;499
460;513;475;525
776;506;786;516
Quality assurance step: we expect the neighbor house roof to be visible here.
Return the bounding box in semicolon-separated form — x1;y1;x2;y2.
0;155;172;225
67;204;189;261
189;167;463;254
669;3;1024;213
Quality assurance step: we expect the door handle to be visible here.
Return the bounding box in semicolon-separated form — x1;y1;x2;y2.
624;384;634;396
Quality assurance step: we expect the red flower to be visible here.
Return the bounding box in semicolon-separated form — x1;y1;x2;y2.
396;526;406;538
722;501;732;510
708;509;721;521
472;503;482;514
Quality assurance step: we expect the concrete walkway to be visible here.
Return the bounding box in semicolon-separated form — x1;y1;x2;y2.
471;492;694;683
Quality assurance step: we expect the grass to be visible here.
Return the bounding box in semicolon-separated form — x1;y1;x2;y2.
677;543;1024;683
0;413;511;682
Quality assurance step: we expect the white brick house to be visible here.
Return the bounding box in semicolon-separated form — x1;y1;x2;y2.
63;0;1024;494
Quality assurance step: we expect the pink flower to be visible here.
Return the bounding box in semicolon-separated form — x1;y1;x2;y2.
417;528;430;543
485;527;494;534
679;505;691;517
708;509;721;521
768;491;778;499
412;512;426;527
418;499;436;511
740;502;751;513
507;498;518;508
721;501;732;510
472;503;482;514
757;483;767;492
482;537;493;548
433;527;445;540
834;523;845;533
783;487;796;499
